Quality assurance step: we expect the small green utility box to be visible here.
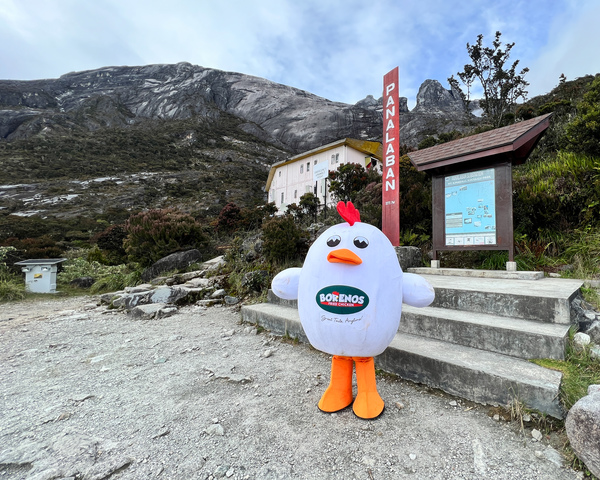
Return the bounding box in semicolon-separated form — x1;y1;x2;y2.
15;258;67;293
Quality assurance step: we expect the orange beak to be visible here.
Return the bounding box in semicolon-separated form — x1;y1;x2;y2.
327;248;363;265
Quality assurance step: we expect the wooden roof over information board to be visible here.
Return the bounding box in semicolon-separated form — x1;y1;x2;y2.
408;113;552;172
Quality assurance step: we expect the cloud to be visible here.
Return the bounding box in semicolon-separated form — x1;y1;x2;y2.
527;0;600;96
0;0;598;110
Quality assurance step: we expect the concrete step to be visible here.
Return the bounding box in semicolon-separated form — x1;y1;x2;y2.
408;267;545;280
420;274;583;324
376;333;564;419
241;302;308;344
240;302;565;417
401;305;571;360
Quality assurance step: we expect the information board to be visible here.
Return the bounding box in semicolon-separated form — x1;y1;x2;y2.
444;168;496;246
313;161;328;181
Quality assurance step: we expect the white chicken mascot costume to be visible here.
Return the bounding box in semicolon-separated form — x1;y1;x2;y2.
271;201;435;419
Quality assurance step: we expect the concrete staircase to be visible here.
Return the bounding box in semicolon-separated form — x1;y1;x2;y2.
241;269;584;418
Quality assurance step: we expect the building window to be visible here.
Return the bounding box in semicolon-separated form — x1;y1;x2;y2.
281;192;284;204
294;190;297;199
314;160;318;165
300;165;304;174
306;162;310;172
331;154;335;164
305;185;312;193
335;153;339;163
278;171;281;177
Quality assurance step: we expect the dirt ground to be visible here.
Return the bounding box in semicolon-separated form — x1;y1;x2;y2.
0;296;584;479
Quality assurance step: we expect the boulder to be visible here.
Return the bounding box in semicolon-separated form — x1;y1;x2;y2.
112;292;150;310
141;249;202;282
224;296;239;305
241;233;263;262
573;332;591;352
210;289;226;299
586;320;600;344
129;303;178;320
149;286;189;304
566;385;600;478
99;291;124;305
125;284;153;293
202;256;225;272
571;296;599;331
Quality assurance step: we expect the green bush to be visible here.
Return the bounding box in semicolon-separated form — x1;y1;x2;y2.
398;155;432;235
565;76;600;157
93;224;127;264
123;208;209;267
240;203;277;231
57;255;140;292
262;215;308;263
0;246;25;302
513;151;600;234
90;269;141;293
0;280;25;302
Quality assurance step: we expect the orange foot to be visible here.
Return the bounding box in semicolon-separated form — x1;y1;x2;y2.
352;357;384;419
318;355;354;412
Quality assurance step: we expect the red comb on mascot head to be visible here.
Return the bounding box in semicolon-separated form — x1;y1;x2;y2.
272;201;434;419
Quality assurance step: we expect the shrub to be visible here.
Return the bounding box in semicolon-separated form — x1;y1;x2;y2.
123;208;209;267
57;256;140;292
0;246;25;302
398;156;432;234
513;151;600;234
1;235;64;259
217;202;242;233
239;203;277;231
0;280;25;302
93;224;127;264
565;76;600;157
262;215;308;263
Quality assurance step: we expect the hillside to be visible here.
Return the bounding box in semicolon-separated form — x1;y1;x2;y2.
0;63;473;218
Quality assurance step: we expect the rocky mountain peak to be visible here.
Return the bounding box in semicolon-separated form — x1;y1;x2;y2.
413;79;465;113
0;64;474;152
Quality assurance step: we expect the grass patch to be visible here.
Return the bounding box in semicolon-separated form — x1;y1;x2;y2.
532;330;600;411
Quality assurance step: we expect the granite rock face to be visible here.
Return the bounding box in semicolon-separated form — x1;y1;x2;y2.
566;385;600;478
0;63;473;151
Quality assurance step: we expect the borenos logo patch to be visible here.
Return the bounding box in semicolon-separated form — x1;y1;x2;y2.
316;285;369;314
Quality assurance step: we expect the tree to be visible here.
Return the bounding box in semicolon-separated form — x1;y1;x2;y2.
299;192;320;220
448;31;529;127
328;163;381;203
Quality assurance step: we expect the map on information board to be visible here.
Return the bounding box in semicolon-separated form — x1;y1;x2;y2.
444;168;496;246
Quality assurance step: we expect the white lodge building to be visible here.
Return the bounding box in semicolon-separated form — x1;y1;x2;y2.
265;138;382;213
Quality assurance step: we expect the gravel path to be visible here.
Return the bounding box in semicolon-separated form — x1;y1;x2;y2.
0;296;582;479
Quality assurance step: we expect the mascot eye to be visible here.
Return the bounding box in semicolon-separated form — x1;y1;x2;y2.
353;236;369;249
326;235;341;247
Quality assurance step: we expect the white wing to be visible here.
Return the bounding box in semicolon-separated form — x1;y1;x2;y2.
402;273;435;307
271;267;302;300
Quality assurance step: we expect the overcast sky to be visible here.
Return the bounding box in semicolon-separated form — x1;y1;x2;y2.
1;0;599;109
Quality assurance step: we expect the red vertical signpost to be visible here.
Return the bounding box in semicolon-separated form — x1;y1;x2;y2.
382;67;400;246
